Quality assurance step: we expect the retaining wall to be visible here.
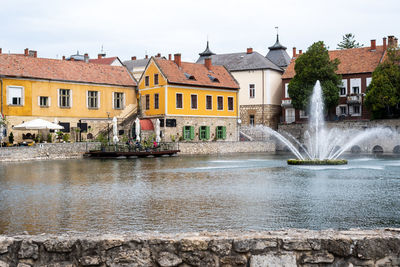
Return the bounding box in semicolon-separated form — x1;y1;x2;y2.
0;143;99;162
0;229;399;266
177;141;275;155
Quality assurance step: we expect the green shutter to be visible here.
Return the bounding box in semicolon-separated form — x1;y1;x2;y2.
205;126;210;140
190;126;195;140
222;126;227;140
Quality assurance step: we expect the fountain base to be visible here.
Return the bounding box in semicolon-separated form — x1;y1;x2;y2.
287;159;348;165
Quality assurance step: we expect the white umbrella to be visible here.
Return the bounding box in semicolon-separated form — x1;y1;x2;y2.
13;119;64;130
155;119;161;143
135;117;141;142
0;113;5;143
112;117;119;144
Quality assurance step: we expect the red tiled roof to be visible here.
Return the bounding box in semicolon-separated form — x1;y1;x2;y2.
155;58;239;89
0;54;136;87
140;119;154;130
89;57;119;65
282;46;386;79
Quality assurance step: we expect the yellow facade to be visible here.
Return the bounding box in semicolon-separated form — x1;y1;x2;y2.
139;60;237;117
1;78;136;118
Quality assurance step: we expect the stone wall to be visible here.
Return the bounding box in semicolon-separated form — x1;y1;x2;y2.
0;143;99;162
240;104;281;129
177;141;275;154
277;119;400;153
0;229;399;266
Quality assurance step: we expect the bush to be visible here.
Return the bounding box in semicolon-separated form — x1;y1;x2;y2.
287;159;347;165
47;133;53;143
62;133;70;142
8;132;14;144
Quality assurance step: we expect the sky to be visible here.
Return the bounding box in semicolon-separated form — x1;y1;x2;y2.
1;0;399;62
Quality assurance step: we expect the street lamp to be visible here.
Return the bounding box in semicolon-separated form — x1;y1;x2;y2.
106;112;110;144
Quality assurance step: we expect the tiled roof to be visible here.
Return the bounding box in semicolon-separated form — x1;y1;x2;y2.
0;54;136;86
123;58;150;71
155;58;239;90
89;57;119;65
282;46;386;79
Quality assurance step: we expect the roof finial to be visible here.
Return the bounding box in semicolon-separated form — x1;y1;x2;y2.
275;26;279;42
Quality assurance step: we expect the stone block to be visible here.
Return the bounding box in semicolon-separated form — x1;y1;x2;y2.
282;238;313;251
208;239;232;256
250;252;297;267
109;248;152;266
157;251;182;267
179;239;208;252
180;251;217;267
43;238;76;253
0;237;14;254
233;238;277;253
18;240;38;260
0;261;9;267
322;238;354;257
220;255;248;266
301;251;335;264
79;255;101;266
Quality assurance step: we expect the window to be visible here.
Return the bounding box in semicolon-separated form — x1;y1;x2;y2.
340;79;347;96
366;77;372;87
7;86;23;106
59;89;71;108
340;106;347;115
285;108;295;123
353;105;360;114
176;93;183;109
184;73;196;80
340;87;346;96
216;126;226;140
191;94;197;109
208;74;219;82
87;91;99;109
199;126;210;140
300;110;308;118
166;119;176;127
228;97;234;111
145;94;150;110
145;76;149;86
59;122;70;133
39;96;49;107
352;86;360;94
77;122;88;132
206;95;212;110
249;84;255;98
154;74;159;85
217;96;223;110
183;125;194;140
285;83;289;98
249;115;255;126
154;93;159;109
113;92;124;109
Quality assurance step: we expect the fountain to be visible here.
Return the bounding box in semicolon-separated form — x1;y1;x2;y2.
244;81;394;165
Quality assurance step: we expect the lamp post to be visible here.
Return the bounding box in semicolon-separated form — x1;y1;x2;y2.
106;112;110;144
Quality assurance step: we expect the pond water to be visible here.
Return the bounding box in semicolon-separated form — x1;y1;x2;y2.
0;153;399;234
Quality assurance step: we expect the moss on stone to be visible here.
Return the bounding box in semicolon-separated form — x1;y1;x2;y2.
287;159;348;165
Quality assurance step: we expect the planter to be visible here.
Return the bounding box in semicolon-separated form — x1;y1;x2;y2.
287;159;348;165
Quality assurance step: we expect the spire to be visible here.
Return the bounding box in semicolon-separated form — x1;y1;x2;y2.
268;27;287;50
199;41;216;57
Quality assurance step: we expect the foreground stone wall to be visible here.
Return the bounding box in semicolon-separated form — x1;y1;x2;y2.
178;141;275;154
0;229;399;266
0;143;99;162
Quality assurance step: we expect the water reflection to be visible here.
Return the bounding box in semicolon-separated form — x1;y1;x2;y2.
0;154;400;234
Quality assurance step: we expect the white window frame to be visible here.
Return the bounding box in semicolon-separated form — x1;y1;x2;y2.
6;85;24;106
284;83;289;98
217;95;224;111
58;88;72;108
350;78;361;95
206;95;212;110
366;77;372;87
176;93;183;109
299;110;308;118
339;79;347;96
285;108;295;123
352;105;361;116
227;96;234;111
113;92;124;109
190;94;198;110
86;90;100;109
249;84;255;98
38;96;51;107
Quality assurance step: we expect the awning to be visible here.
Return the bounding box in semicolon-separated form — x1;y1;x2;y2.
139;119;154;131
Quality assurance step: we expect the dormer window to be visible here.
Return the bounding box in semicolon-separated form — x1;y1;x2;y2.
184;72;196;80
208;74;219;83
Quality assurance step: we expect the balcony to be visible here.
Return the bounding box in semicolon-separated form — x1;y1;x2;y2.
281;99;292;107
347;95;362;105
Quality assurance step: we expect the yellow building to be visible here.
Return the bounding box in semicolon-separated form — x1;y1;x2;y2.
138;54;239;141
0;49;137;143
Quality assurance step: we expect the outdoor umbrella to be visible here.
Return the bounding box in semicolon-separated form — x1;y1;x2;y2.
135;117;141;142
112;117;119;144
13;119;64;130
155;119;161;143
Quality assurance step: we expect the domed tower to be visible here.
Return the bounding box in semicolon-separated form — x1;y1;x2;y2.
266;33;291;69
197;41;216;62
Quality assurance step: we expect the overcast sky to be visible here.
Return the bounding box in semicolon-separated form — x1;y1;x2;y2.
1;0;399;62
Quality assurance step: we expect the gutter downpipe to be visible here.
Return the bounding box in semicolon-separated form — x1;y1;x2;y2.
262;70;265;126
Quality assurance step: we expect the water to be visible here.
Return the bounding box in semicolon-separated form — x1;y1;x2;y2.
1;154;400;234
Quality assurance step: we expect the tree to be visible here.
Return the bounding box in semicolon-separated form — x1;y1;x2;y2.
288;41;342;116
337;33;363;49
365;47;400;119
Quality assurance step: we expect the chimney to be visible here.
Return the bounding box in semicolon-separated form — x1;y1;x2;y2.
388;36;395;47
131;56;136;60
62;55;65;60
0;48;2;54
33;51;37;58
292;47;297;58
70;58;75;61
168;54;172;60
84;53;89;63
98;54;103;59
24;48;29;56
395;38;399;47
246;48;253;54
299;50;303;55
145;55;148;59
156;53;161;57
383;37;387;50
204;57;212;70
370;39;376;51
174;53;181;67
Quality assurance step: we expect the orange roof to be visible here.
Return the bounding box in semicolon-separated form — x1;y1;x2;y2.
154;58;239;90
140;119;154;130
89;57;119;65
0;54;136;87
282;46;386;79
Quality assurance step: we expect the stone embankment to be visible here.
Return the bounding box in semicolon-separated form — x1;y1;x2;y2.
178;141;275;155
0;229;399;266
0;143;99;162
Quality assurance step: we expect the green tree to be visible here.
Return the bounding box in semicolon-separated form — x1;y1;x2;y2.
288;41;342;116
365;47;400;119
337;33;363;49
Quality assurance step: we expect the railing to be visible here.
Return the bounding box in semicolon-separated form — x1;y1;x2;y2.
281;99;292;107
93;142;179;152
347;95;362;104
